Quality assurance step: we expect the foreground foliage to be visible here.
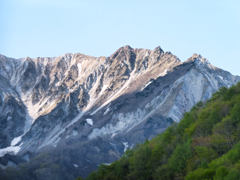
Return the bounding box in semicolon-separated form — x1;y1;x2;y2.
83;83;240;180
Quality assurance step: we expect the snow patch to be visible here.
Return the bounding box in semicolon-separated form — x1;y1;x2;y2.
0;144;22;157
10;135;22;146
111;133;117;138
103;107;110;115
86;118;93;126
141;80;153;91
218;75;223;80
123;142;129;152
77;64;82;76
73;164;79;168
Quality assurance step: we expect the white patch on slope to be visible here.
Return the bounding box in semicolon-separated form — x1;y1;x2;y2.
123;142;129;152
73;164;79;168
141;81;153;91
218;75;223;80
10;136;22;146
0;143;22;157
111;133;117;138
77;63;82;76
103;107;110;115
86;118;93;126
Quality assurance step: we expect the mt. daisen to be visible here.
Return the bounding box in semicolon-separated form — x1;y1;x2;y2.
0;46;239;179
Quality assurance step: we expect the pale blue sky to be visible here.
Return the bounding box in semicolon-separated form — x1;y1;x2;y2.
1;0;240;74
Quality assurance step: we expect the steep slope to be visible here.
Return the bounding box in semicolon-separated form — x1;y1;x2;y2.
0;46;180;154
83;82;240;180
0;46;239;179
0;75;27;152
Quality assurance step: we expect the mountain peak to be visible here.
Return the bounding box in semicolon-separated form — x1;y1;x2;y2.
116;45;134;52
110;45;134;59
188;53;208;63
186;53;217;71
152;46;164;55
111;45;165;59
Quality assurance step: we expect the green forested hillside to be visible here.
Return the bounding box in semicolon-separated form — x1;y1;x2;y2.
82;83;240;180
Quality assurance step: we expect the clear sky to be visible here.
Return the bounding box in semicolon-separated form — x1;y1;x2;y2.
1;0;240;75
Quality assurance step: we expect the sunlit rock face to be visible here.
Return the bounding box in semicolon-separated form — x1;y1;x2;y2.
0;47;239;179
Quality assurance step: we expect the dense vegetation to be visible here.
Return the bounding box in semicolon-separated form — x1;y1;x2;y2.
81;83;240;180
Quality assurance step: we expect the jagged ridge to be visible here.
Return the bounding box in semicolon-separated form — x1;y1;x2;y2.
0;46;239;179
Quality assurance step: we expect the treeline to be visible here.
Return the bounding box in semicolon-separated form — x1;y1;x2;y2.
80;83;240;180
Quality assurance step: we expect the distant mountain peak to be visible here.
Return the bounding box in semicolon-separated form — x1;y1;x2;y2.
110;45;133;58
187;53;208;63
117;45;134;52
153;46;164;55
111;45;166;60
185;53;217;71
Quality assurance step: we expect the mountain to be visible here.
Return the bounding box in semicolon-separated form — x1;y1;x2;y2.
0;46;239;179
84;82;240;180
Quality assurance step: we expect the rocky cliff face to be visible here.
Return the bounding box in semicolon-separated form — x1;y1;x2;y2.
0;46;239;179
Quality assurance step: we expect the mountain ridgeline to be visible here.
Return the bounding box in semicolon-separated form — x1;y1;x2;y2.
0;46;239;179
84;82;240;180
